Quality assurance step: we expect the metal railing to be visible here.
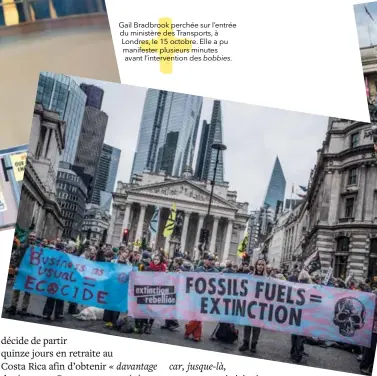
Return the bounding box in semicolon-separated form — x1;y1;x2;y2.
0;0;106;27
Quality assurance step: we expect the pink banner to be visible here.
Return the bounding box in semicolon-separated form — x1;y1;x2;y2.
128;272;376;347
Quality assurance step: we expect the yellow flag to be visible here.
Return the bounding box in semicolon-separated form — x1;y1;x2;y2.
10;153;27;181
237;232;249;257
75;235;81;248
163;202;177;238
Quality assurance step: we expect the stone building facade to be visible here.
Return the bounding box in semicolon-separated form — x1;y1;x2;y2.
300;116;377;281
17;104;65;239
107;171;249;261
56;161;87;240
81;205;110;246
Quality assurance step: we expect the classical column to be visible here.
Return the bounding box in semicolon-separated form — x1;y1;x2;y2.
328;170;341;225
355;165;366;222
222;219;234;263
210;216;220;254
120;203;132;243
135;204;147;241
180;211;191;253
194;214;205;260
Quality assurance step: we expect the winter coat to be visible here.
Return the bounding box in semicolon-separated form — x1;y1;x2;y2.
147;262;167;272
180;261;194;272
195;265;218;273
9;242;31;268
222;267;235;274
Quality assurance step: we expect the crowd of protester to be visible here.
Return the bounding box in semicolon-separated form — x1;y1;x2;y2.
5;231;377;374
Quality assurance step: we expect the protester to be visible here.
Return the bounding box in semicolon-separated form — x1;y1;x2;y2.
184;255;218;341
104;249;129;329
41;242;66;321
239;258;266;354
290;269;311;364
5;231;37;315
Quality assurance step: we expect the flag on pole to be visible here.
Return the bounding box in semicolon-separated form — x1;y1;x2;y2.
149;206;160;235
163;202;177;238
299;185;307;192
237;232;249;257
365;5;375;22
304;250;321;274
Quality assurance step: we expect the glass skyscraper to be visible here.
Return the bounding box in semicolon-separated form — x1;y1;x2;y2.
36;72;87;165
79;83;104;110
263;156;286;210
91;143;121;210
131;89;203;178
195;100;225;184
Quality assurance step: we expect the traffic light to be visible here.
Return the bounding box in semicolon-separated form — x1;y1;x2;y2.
199;228;210;244
122;228;129;244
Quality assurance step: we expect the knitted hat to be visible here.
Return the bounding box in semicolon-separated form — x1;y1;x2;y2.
112;247;119;253
142;250;150;259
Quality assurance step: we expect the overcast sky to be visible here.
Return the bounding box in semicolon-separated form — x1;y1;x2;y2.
354;2;377;47
72;76;328;211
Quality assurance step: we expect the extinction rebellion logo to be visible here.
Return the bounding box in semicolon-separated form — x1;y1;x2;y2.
134;285;177;305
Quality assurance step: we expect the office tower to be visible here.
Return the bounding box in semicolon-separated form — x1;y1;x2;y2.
74;107;108;185
56;162;87;240
131;89;203;178
263;156;286;211
79;83;104;110
195;100;225;184
36;72;87;164
91;143;121;210
195;120;210;180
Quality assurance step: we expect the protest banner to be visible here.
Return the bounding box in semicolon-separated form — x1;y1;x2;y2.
0;182;6;212
9;152;27;181
323;267;333;286
128;272;376;347
14;247;132;312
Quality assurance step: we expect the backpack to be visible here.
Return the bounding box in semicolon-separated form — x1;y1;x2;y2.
215;323;239;344
115;317;135;333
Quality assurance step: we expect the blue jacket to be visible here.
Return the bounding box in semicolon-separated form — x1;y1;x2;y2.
195;265;218;273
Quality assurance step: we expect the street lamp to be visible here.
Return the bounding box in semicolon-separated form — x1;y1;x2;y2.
206;143;227;218
200;143;227;254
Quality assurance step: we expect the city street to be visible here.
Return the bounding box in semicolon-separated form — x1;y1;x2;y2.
2;283;362;374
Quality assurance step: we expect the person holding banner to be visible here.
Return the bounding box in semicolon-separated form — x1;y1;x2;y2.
184;255;218;342
104;249;128;329
289;270;311;364
5;232;37;316
134;253;167;334
42;242;67;321
239;258;266;353
360;292;377;375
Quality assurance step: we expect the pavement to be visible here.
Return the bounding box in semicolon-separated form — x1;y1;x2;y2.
2;282;363;374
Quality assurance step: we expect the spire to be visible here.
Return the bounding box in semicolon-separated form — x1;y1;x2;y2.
263;155;286;211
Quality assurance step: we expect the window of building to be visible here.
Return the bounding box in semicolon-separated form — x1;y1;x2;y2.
347;168;358;186
345;197;355;218
336;236;350;253
334;256;348;280
350;132;359;148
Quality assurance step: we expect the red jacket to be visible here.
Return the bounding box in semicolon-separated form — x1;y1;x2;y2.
148;262;167;272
